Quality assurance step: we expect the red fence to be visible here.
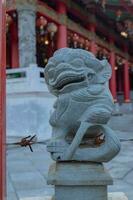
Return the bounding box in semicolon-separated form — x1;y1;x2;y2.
0;0;6;199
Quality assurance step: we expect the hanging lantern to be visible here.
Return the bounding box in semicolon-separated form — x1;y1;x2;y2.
6;13;13;32
47;22;58;37
73;33;79;41
79;37;85;48
47;22;58;48
85;39;90;50
47;22;58;44
85;39;90;46
73;33;79;48
36;16;47;30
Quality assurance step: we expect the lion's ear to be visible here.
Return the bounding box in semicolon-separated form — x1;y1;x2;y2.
97;59;112;83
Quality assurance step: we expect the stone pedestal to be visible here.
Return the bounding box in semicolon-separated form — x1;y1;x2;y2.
47;162;113;200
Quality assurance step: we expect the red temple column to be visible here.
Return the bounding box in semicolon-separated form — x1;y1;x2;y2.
124;59;130;102
117;68;123;93
109;51;117;102
57;1;67;49
89;24;96;55
109;38;117;102
10;21;19;68
0;0;6;199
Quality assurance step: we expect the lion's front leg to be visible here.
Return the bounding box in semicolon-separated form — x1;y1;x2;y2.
60;122;93;161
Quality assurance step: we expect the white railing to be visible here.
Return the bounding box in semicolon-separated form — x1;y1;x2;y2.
6;64;45;82
6;64;49;93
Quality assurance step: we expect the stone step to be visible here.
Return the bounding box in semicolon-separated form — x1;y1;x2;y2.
20;193;128;200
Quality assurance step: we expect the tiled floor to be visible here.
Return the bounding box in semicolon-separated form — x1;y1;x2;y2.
7;130;133;200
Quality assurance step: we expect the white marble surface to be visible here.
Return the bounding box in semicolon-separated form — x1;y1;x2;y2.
6;65;55;141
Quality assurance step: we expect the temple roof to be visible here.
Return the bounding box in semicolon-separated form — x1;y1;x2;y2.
79;0;133;25
78;0;133;54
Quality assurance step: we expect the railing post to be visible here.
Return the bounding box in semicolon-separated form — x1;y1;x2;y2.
0;0;6;199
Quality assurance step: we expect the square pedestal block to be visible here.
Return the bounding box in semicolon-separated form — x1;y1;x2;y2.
47;162;113;200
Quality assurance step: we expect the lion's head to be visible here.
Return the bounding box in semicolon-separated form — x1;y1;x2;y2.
44;48;112;96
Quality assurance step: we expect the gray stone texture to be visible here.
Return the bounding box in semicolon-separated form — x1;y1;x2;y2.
44;48;121;162
48;162;112;200
17;0;37;67
44;48;122;200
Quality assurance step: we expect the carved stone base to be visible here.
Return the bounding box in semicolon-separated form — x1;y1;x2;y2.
47;162;113;200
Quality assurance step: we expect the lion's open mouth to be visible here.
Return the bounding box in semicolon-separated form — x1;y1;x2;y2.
54;76;85;90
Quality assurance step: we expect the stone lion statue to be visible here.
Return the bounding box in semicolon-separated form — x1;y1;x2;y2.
44;48;121;162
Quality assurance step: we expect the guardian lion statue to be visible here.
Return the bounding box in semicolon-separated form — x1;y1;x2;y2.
44;48;121;162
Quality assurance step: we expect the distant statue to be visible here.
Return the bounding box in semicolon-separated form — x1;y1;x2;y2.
44;48;121;162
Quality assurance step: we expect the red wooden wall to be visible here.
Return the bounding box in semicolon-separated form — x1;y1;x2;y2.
0;0;6;199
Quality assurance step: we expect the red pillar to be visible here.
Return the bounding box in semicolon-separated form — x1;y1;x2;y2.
124;59;130;102
117;68;123;94
0;0;6;199
10;21;19;68
89;24;96;55
109;37;117;102
57;1;67;49
109;51;117;102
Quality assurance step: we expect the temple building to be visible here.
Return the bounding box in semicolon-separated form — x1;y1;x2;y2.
6;0;133;139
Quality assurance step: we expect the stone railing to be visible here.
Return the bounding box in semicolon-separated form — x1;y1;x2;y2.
6;64;49;94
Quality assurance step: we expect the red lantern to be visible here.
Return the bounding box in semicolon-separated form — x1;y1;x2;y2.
36;16;47;30
73;33;79;42
79;37;85;48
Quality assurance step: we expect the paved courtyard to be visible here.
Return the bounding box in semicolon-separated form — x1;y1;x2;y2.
7;129;133;200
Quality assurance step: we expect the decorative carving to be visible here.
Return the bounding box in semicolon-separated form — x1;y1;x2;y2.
44;48;121;162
